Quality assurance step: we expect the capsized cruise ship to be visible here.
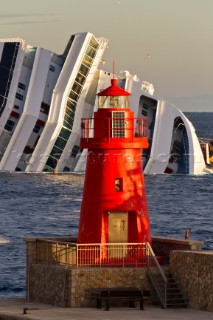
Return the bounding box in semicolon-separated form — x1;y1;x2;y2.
0;32;108;172
0;33;208;174
120;73;206;175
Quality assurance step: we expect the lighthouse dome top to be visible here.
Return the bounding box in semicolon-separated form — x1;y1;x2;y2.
98;78;131;97
97;78;131;109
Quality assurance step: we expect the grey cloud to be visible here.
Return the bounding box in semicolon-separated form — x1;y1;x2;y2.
0;19;58;26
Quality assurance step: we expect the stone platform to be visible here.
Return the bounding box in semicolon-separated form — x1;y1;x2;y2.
0;298;213;320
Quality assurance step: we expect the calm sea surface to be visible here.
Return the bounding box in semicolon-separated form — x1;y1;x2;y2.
0;112;213;298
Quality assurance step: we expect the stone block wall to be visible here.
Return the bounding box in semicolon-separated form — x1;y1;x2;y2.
25;238;152;307
152;236;203;264
28;264;71;307
27;264;149;307
170;250;213;312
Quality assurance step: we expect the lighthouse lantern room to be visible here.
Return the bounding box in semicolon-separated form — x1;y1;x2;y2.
78;78;152;251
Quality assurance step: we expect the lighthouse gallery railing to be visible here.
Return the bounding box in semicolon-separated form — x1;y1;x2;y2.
81;117;148;140
34;239;164;270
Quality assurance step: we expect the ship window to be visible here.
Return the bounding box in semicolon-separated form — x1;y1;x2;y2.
71;145;80;157
0;42;19;114
63;117;73;130
4;119;15;132
33;124;41;133
115;178;123;192
18;82;26;90
55;136;67;149
82;55;93;68
86;46;97;59
40;102;50;115
89;37;99;50
65;109;75;120
75;72;86;85
14;105;19;109
64;114;74;128
16;93;23;101
60;127;71;140
10;111;19;118
67;98;76;111
65;105;75;118
72;82;82;95
23;145;34;154
49;65;55;72
69;90;79;102
51;146;63;159
79;64;89;76
46;156;57;169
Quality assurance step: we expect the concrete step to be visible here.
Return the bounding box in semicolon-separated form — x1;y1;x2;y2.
148;267;188;309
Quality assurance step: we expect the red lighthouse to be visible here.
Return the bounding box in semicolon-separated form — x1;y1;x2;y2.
78;79;151;248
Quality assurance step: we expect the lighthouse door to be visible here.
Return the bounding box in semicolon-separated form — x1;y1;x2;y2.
108;212;128;258
108;211;128;240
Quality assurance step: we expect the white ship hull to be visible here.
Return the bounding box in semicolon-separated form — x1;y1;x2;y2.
138;95;206;174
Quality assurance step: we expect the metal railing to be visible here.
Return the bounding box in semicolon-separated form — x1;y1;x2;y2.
35;239;77;266
76;243;147;268
81;117;148;140
146;242;167;308
34;240;151;268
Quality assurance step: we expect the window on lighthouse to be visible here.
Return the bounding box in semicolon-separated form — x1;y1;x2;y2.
112;111;125;137
98;96;129;109
110;96;119;108
115;178;123;192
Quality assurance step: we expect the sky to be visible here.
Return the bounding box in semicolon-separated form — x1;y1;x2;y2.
0;0;213;111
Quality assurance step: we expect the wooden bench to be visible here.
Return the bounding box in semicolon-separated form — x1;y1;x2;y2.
91;287;144;311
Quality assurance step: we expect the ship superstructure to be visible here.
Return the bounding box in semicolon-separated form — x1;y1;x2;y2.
135;86;205;175
26;33;108;173
0;39;26;163
0;33;108;172
0;38;63;171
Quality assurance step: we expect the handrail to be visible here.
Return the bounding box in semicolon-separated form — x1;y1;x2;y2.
36;239;76;246
146;243;167;282
81;117;148;139
34;240;147;268
146;242;167;308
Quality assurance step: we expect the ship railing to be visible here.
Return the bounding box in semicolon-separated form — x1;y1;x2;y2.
34;240;155;268
81;117;148;140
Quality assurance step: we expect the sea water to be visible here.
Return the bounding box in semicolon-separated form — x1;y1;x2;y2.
0;112;212;298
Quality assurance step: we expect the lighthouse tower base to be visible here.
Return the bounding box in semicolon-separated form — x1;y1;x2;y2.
25;236;203;308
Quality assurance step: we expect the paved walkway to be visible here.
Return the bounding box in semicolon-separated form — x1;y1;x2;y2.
0;298;212;320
